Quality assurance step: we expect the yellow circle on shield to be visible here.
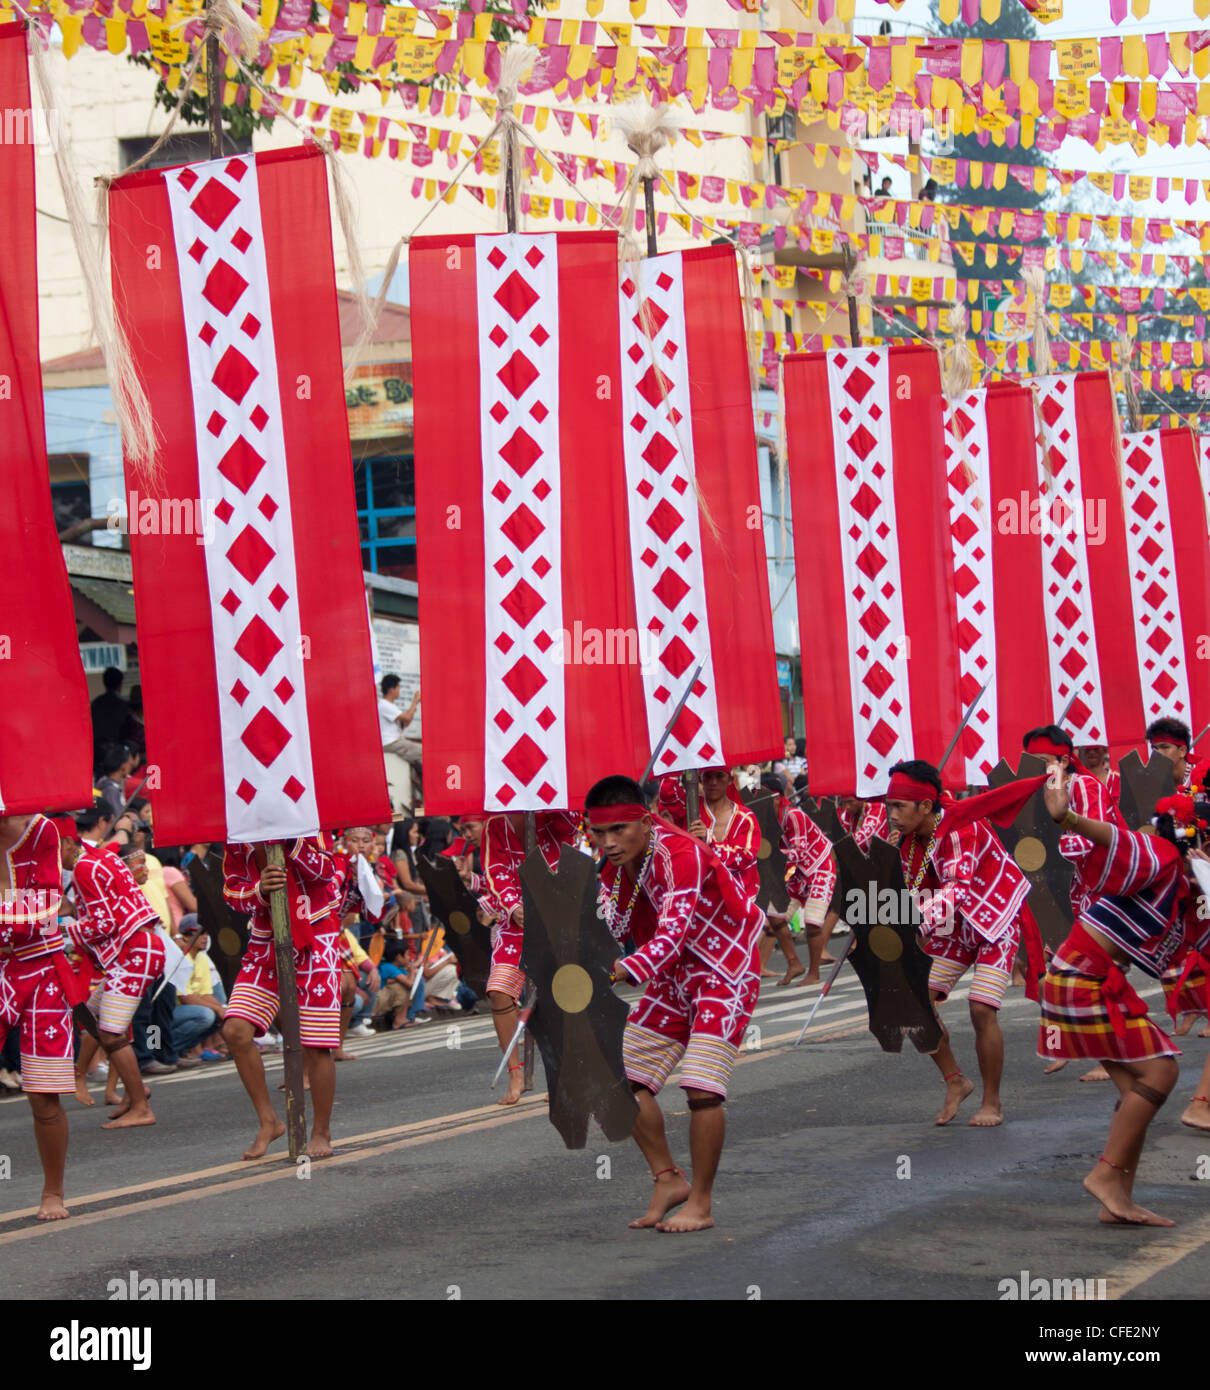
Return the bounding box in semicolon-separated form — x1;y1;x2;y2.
448;910;471;935
552;964;594;1014
217;927;242;959
757;838;772;860
868;925;902;962
1014;836;1046;872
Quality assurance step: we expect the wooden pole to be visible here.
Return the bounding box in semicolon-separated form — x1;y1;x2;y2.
842;242;861;348
642;176;658;258
204;1;222;160
263;842;307;1160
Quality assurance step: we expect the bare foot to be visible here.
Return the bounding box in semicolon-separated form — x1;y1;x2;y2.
36;1192;70;1221
307;1131;333;1159
1083;1167;1174;1226
820;954;836;966
793;971;821;987
759;968;781;979
497;1067;524;1107
1079;1065;1111;1082
1174;1012;1195;1037
969;1102;1003;1127
73;1080;96;1107
629;1171;692;1229
101;1104;156;1130
334;1048;357;1062
107;1096;132;1121
776;962;805;987
1043;1059;1068;1074
1180;1097;1210;1132
242;1117;286;1160
657;1198;714;1233
1200;1023;1210;1039
104;1088;120;1107
936;1074;975;1125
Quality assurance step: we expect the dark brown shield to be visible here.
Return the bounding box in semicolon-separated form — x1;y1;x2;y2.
986;753;1073;954
416;854;493;1001
740;789;789;913
1116;751;1176;831
519;845;638;1150
833;834;943;1055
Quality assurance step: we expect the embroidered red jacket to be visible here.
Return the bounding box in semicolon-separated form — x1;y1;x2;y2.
781;806;837;923
223;836;339;944
702;799;760;903
0;815;64;960
1059;772;1128;917
599;824;763;989
480;812;580;923
68;841;160;970
837;801;889;852
901;819;1030;944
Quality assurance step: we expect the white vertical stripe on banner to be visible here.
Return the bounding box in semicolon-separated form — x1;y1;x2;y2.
944;392;998;784
618;252;723;774
1032;375;1108;745
824;348;913;797
165;156;319;841
1120;431;1193;727
476;235;567;810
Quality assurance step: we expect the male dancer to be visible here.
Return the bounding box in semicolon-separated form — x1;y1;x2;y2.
1037;762;1209;1226
481;810;580;1106
1023;727;1126;1081
761;773;836;985
587;775;764;1234
1079;744;1120;803
0;812;79;1219
1147;717;1194;791
689;767;760;897
222;836;341;1159
837;795;889;850
886;760;1032;1127
68;805;164;1129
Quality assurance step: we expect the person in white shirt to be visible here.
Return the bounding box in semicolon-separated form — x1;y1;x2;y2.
378;674;421;814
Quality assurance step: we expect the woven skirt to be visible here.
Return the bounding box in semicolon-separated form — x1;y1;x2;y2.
1037;946;1179;1063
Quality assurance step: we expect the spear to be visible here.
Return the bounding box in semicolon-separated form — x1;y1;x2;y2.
639;661;704;787
490;981;537;1090
937;675;993;776
792;938;853;1046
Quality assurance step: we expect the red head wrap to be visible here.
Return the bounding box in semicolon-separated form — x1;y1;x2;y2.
1023;735;1084;774
885;772;941;803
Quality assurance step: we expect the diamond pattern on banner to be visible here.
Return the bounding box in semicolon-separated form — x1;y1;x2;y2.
165;156;319;840
618;253;723;775
1120;432;1192;725
1032;376;1108;745
477;235;566;810
943;393;999;784
824;349;913;793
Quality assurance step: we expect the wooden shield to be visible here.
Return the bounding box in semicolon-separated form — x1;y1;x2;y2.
1116;751;1176;832
189;849;247;993
741;789;789;913
833;834;942;1054
416;854;493;1000
986;753;1073;953
520;845;638;1150
802;796;844;844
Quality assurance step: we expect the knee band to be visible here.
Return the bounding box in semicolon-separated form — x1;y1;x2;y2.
687;1093;724;1112
630;1081;654;1096
1131;1080;1168;1108
491;1003;517;1016
101;1037;132;1057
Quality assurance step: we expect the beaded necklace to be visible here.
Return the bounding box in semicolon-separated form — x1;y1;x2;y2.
609;834;656;937
907;823;939;892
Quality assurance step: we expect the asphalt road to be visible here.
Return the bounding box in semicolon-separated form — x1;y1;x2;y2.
3;949;1209;1303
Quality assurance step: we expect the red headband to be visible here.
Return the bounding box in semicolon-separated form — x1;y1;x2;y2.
586;803;648;826
886;773;939;803
1024;736;1084;772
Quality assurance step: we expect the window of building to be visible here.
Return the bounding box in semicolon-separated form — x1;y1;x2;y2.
356;454;416;581
119;132;252;171
48;453;93;539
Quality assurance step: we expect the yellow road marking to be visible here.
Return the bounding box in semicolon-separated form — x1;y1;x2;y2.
1102;1211;1210;1300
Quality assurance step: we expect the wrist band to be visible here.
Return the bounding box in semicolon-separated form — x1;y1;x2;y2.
1061;810;1081;830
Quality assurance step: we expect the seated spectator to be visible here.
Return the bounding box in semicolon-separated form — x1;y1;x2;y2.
171;919;229;1061
372;939;432;1030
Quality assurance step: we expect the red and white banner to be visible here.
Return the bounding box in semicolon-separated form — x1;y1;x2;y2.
411;232;648;813
943;383;1053;784
1199;435;1210;541
109;146;388;846
617;245;781;776
1119;428;1210;738
1031;373;1143;750
0;24;92;813
783;345;962;797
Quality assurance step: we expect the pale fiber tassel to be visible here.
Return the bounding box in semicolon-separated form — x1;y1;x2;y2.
941;304;973;399
1116;328;1142;431
611;100;678;261
1022;265;1052;376
323;135;376;385
23;23;159;477
495;45;537;232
